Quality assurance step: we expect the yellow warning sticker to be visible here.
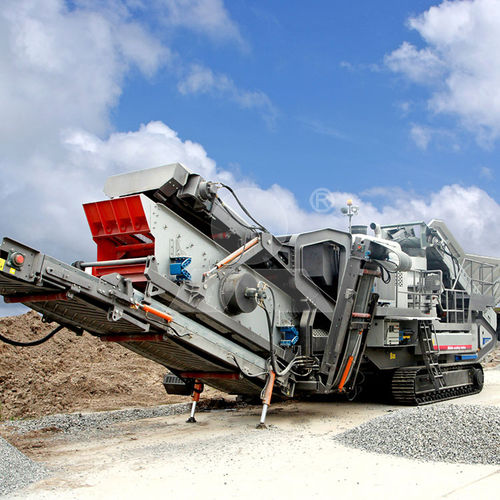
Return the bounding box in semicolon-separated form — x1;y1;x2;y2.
0;258;4;271
9;267;16;275
390;352;396;360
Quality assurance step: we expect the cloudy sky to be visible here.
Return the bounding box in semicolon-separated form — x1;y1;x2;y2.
1;0;499;278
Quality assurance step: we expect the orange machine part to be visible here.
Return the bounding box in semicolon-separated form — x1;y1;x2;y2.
83;195;155;282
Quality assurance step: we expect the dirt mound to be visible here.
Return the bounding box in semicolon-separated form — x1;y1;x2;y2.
485;343;500;368
0;311;190;420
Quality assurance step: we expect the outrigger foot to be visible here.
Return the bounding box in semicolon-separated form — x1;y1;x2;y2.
186;380;203;423
256;371;275;429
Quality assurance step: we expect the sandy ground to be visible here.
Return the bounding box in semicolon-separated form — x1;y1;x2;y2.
4;367;499;500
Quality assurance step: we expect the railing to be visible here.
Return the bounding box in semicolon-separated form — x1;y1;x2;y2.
392;269;469;323
395;269;443;312
442;289;469;323
460;258;497;296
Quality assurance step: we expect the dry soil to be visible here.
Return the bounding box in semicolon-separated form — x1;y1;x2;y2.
0;311;220;420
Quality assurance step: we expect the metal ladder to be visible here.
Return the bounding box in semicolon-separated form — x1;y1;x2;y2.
418;321;445;390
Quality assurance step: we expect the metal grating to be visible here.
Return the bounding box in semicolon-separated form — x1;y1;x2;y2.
0;276;57;297
121;339;227;373
29;297;144;335
312;329;328;338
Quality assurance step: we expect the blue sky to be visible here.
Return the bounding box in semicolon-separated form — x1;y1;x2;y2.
115;0;498;205
0;0;499;273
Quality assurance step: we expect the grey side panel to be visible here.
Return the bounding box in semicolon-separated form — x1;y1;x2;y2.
104;163;190;198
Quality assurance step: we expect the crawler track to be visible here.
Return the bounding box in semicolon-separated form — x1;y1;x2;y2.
391;364;484;405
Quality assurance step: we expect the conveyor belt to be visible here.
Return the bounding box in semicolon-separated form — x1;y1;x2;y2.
0;266;263;396
0;273;58;297
121;340;262;395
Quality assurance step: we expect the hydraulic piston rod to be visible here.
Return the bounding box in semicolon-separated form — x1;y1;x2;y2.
79;257;149;268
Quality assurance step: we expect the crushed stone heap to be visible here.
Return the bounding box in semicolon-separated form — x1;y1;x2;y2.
0;436;47;496
336;404;500;465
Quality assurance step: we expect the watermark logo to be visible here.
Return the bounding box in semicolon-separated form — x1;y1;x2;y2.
309;187;334;213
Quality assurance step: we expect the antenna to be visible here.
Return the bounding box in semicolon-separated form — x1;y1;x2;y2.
340;199;359;233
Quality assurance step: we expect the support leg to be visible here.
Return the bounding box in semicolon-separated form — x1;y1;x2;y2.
186;379;204;423
256;371;275;429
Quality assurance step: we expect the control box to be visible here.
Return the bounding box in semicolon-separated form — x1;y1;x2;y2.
385;321;400;346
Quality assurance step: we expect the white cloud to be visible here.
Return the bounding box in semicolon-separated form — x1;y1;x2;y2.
386;0;500;142
480;166;494;179
339;61;354;70
157;0;245;47
409;123;459;151
0;0;261;161
0;0;168;151
178;64;277;126
410;124;432;150
397;101;412;115
385;41;444;83
58;122;500;259
300;118;348;141
0;1;273;263
64;121;218;181
0;0;170;262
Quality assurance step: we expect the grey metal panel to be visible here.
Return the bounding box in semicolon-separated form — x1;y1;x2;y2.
104;163;190;198
364;346;416;369
141;195;295;347
428;219;465;260
374;307;433;319
287;228;352;319
470;293;496;310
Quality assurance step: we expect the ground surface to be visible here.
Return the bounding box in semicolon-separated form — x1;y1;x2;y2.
1;311;498;421
1;312;499;498
0;368;498;500
0;312;221;420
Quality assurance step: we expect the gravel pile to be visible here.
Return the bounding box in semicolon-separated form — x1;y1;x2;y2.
3;403;191;438
0;437;47;496
335;404;500;465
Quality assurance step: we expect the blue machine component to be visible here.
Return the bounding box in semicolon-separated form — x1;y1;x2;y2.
279;326;299;347
455;354;478;361
170;257;192;282
399;329;414;343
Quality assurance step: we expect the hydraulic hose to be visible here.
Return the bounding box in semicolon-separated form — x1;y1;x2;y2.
261;285;300;377
261;285;281;375
261;285;317;378
218;184;269;233
0;324;64;347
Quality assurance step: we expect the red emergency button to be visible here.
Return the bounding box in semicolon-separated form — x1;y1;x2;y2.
12;253;25;266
